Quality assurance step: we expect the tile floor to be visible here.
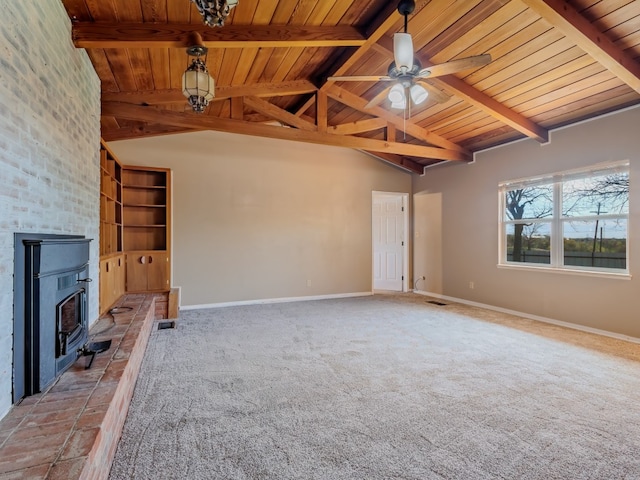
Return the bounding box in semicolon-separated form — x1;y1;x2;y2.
0;293;165;480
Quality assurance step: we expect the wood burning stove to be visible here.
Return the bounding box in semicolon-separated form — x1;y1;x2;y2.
57;289;87;358
13;234;92;402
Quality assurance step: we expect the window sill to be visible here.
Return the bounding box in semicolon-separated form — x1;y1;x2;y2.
497;263;632;280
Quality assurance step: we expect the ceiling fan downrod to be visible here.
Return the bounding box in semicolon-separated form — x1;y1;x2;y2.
397;0;415;33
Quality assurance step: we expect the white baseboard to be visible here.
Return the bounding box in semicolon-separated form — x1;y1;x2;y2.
181;291;374;311
413;290;640;345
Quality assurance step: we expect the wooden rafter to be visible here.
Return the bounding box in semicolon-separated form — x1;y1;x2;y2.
431;75;549;142
316;91;328;133
72;23;367;49
320;2;402;82
326;86;471;157
101;102;469;162
102;125;197;142
330;118;388;135
361;151;425;174
243;96;317;131
230;97;244;120
102;81;318;105
521;0;640;93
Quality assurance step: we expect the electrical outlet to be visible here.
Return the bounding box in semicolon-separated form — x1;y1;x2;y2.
469;281;475;289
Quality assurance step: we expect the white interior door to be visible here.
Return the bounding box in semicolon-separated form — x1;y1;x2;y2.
372;192;407;292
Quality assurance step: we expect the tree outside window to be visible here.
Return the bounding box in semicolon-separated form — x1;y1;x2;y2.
499;162;629;273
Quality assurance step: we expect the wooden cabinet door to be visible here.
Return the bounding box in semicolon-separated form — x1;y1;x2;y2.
126;251;169;292
147;252;169;291
99;257;112;313
114;254;126;299
100;254;126;314
126;253;150;292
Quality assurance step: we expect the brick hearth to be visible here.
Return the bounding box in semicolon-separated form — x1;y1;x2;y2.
0;293;165;480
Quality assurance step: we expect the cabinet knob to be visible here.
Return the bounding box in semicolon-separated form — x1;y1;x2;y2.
139;256;146;264
148;256;153;264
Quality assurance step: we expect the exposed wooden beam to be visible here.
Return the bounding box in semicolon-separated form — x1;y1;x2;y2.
326;85;471;156
73;23;366;49
521;0;640;93
102;102;469;162
243;96;317;131
295;96;317;117
101;80;318;104
101;124;197;142
300;114;316;125
230;97;243;120
316;91;328;133
431;75;549;142
362;151;425;175
330;118;387;135
386;123;397;142
320;2;402;82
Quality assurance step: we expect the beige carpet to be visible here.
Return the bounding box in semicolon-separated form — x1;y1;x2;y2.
108;294;640;479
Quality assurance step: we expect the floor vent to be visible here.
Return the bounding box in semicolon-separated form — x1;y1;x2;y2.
157;321;176;330
427;300;448;306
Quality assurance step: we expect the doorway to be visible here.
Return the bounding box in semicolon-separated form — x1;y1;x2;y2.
372;191;408;292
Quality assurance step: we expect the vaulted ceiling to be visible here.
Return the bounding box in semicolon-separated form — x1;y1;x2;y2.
62;0;640;173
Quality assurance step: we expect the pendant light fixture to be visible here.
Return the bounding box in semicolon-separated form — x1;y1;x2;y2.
182;34;215;113
191;0;238;28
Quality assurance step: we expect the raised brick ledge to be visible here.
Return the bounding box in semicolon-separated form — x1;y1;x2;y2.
0;293;163;480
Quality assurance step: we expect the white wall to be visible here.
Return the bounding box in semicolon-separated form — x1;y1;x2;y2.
413;106;640;338
0;0;101;419
109;131;412;307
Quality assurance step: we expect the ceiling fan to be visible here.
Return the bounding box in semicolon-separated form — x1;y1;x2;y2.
328;0;491;110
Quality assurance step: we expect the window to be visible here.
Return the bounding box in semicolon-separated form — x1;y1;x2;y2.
499;161;629;274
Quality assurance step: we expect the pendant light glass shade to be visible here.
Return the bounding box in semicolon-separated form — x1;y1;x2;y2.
182;57;215;113
388;83;406;104
409;84;428;105
393;33;414;73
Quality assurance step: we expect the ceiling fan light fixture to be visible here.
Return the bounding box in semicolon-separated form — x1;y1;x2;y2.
391;99;407;110
182;46;215;113
388;83;405;104
393;33;414;73
191;0;238;28
410;84;428;105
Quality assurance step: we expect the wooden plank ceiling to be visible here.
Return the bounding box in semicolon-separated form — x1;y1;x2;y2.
62;0;640;173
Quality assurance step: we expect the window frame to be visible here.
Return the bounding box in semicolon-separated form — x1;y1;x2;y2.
498;161;630;277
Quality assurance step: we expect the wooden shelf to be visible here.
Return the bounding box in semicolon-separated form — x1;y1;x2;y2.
98;142;172;310
99;143;123;257
122;166;171;293
99;139;126;314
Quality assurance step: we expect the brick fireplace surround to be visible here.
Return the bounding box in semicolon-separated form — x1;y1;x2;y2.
0;293;167;479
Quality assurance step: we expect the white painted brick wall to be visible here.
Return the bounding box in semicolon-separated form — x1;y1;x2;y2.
0;0;100;419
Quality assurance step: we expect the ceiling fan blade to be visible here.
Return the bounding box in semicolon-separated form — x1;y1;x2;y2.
365;85;393;109
417;54;491;79
415;79;451;104
327;75;394;82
